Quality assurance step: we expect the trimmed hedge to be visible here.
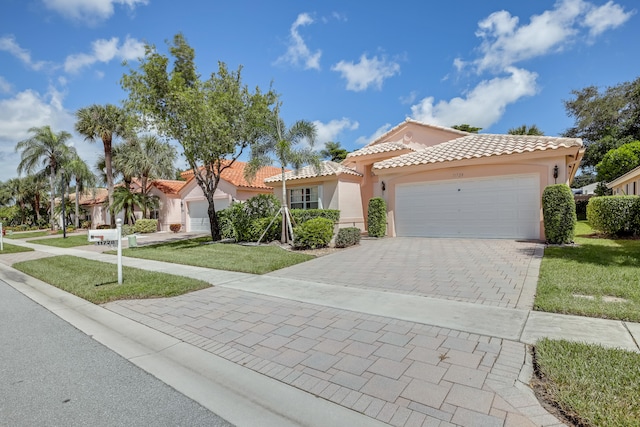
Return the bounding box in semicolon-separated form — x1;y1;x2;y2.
367;197;387;238
542;184;576;244
134;219;158;233
290;209;340;225
335;227;361;248
251;216;281;242
587;196;640;236
293;217;334;249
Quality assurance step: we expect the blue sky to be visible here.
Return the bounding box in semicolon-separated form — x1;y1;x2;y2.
0;0;637;182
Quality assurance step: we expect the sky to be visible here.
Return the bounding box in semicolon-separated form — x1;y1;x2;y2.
0;0;638;182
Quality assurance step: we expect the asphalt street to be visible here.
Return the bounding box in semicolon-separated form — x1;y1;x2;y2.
0;279;233;427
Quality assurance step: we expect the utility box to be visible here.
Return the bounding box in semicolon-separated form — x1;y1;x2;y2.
127;235;137;248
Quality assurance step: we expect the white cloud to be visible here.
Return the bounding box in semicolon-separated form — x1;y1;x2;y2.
332;54;400;91
276;13;322;70
42;0;148;24
410;67;538;129
399;91;418;105
64;36;145;73
584;1;634;36
0;76;11;94
356;123;393;146
0;35;47;71
312;118;359;146
473;0;633;72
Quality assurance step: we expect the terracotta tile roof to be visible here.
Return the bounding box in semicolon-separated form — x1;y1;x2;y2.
180;161;282;189
362;118;469;148
73;188;108;205
151;179;186;195
373;134;583;170
346;141;415;158
264;161;362;183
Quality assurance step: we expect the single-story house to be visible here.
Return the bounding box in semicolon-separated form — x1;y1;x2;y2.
607;165;640;195
179;161;282;232
265;119;584;240
76;179;187;231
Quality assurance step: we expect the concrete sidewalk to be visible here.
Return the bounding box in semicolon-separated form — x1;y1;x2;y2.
2;237;639;426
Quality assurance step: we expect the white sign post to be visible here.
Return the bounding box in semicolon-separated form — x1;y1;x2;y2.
116;218;123;285
0;222;3;251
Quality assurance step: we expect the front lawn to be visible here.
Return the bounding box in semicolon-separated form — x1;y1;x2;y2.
0;242;35;254
113;237;314;274
13;255;210;304
28;234;92;248
535;221;640;322
533;338;640;427
4;229;63;239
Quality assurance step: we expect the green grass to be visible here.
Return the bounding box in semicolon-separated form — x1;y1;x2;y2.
4;229;63;239
535;220;640;321
0;242;35;254
28;234;91;248
112;237;314;274
534;339;640;427
13;255;210;304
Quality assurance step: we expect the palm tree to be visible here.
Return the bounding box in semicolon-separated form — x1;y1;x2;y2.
508;124;544;136
24;173;48;225
15;125;74;229
321;141;348;162
4;177;29;224
75;104;128;226
65;153;96;228
114;135;176;218
246;105;319;243
110;186;145;225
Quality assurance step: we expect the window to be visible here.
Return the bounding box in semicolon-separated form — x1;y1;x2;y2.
289;187;320;209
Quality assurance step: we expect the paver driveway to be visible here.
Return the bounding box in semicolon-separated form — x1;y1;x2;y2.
269;237;543;309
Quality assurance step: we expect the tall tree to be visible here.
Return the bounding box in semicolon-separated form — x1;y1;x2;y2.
75;104;129;226
451;124;482;133
246;106;319;243
15;125;74;229
595;140;640;182
563;77;640;169
121;33;276;241
508;124;544;135
64;153;96;228
321;141;348;162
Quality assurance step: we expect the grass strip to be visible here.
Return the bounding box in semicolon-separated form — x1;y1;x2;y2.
13;255;210;304
4;230;63;239
535;221;640;322
0;242;35;254
114;237;314;274
534;338;640;427
28;234;92;248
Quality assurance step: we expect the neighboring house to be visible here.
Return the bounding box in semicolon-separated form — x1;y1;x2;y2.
607;165;640;195
179;161;282;232
75;179;187;231
265;119;584;240
581;182;598;195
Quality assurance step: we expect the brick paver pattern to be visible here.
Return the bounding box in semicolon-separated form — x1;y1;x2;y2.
106;286;561;427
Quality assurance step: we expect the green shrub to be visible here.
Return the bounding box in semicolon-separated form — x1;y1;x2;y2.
170;223;181;233
250;216;281;242
293;217;334;249
542;184;576;244
121;224;134;236
80;220;92;229
217;203;252;241
244;194;281;219
96;224;110;229
367;197;387;237
290;209;340;225
587;196;640;236
134;219;158;233
335;227;361;248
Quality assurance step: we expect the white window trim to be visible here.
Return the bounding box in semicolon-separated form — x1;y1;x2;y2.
289;185;323;209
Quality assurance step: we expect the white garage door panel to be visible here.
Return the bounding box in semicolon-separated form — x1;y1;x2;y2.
395;174;539;239
188;199;230;232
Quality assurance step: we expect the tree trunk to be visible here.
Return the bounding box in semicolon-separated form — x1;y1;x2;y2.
74;181;80;228
207;197;221;241
104;138;115;227
280;167;288;243
49;169;56;230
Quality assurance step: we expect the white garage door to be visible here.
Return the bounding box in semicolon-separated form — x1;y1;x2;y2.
187;199;230;232
395;174;540;239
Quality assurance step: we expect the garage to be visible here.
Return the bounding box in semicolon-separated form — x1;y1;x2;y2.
395;174;540;239
187;199;230;232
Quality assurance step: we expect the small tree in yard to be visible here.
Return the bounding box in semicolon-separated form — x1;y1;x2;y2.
121;33;276;241
542;184;576;244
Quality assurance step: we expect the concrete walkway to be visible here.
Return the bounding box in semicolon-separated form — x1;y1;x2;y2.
1;236;639;427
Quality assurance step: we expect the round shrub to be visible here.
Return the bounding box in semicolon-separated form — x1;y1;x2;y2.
250;216;281;243
293;217;334;249
367;197;387;238
335;227;361;248
542;184;576;244
587;195;640;236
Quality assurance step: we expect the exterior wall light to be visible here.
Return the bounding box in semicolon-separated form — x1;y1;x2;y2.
553;165;559;183
381;181;386;191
